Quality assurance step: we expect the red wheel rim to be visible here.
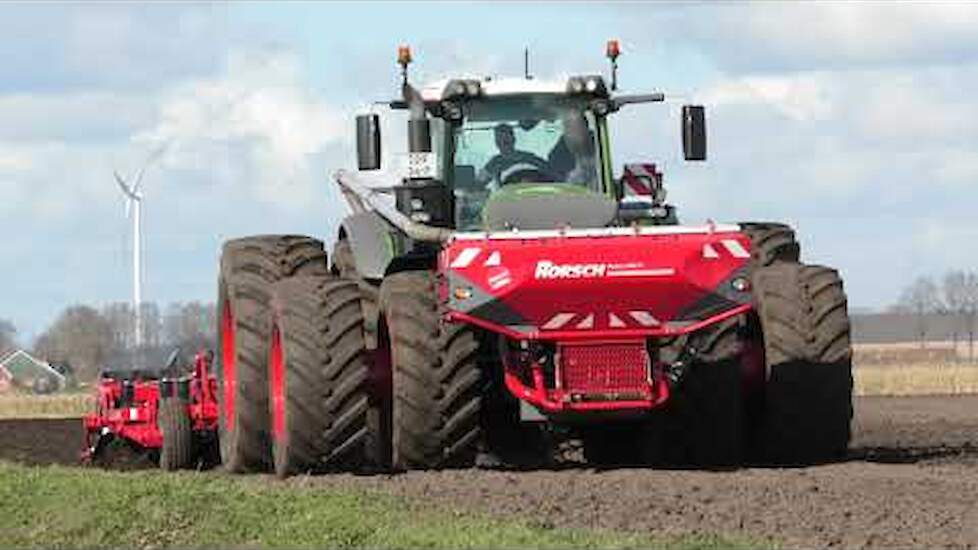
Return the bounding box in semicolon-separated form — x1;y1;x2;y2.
220;299;237;431
269;324;286;442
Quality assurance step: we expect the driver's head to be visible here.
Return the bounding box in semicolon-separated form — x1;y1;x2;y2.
494;123;515;154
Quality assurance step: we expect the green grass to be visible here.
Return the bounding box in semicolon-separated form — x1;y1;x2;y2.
0;462;753;549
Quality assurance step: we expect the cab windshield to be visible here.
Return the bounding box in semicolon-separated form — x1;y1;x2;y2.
452;96;601;229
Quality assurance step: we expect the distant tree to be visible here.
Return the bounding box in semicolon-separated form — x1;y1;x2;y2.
942;270;978;362
33;305;114;382
139;302;162;349
163;301;216;353
0;318;16;356
895;276;942;348
101;302;134;350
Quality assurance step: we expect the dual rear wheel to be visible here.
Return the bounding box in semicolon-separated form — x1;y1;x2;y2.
217;237;485;474
216;235;374;477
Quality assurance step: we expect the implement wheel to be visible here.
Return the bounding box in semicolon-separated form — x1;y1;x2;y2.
159;398;194;471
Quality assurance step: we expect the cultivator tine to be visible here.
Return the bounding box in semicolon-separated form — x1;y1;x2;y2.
81;428;113;464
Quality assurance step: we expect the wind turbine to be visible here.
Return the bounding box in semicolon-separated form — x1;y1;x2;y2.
114;146;165;352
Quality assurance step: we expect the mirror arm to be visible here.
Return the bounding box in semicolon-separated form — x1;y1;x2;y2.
611;93;665;111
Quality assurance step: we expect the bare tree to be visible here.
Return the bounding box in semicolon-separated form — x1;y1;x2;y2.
0;319;16;356
896;276;942;348
163;301;216;352
943;270;978;362
101;302;134;351
33;306;115;382
139;302;162;349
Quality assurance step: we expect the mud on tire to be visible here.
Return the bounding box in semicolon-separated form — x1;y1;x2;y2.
741;222;801;268
268;275;371;477
158;398;194;471
379;271;483;470
217;235;327;473
751;263;853;464
332;240;380;350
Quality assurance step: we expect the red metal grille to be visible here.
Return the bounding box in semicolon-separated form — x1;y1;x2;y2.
559;342;650;393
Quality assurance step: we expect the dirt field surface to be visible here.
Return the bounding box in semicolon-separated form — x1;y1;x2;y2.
3;396;978;548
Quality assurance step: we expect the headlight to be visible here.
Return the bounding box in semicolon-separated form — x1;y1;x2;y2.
567;75;607;96
446;79;481;99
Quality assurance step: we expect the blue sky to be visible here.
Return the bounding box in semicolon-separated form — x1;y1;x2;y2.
3;2;978;343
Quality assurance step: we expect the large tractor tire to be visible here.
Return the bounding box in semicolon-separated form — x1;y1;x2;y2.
268;275;371;477
158;398;194;471
217;235;327;473
606;307;744;468
741;222;801;268
379;270;483;470
658;356;744;468
332;239;380;350
581;364;744;469
752;263;853;464
578;317;746;468
581;424;645;467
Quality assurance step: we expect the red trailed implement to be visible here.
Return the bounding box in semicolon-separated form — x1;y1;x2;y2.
82;351;219;470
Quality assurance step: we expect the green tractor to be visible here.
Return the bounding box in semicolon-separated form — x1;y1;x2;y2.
215;42;852;476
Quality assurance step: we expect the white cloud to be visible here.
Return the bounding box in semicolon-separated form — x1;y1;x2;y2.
697;73;835;122
0;92;154;141
664;3;978;73
134;49;348;211
0;149;33;172
0;4;226;92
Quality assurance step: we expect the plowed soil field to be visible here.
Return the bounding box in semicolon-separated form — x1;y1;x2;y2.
4;396;977;548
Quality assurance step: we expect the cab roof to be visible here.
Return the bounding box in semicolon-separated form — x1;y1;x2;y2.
419;76;582;102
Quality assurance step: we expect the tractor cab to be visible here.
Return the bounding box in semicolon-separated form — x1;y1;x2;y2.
448;93;606;230
354;43;705;234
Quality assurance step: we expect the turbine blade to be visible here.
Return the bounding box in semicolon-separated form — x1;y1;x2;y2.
132;143;168;194
114;171;139;201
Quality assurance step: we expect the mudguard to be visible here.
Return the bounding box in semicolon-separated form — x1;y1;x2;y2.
337;212;400;280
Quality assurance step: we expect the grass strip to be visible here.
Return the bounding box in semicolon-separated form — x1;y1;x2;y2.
0;462;754;549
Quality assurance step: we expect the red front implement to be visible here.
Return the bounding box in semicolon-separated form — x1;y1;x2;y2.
440;224;753;414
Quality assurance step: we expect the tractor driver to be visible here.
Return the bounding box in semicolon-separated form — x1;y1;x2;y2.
476;123;551;190
547;110;597;185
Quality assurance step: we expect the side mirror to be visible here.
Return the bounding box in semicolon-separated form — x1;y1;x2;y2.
408;118;432;153
356;114;381;170
681;105;706;161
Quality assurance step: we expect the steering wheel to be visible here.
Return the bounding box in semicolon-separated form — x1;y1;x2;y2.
499;162;556;185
